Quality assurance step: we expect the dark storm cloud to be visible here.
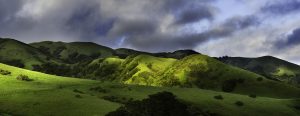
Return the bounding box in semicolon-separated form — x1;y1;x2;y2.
174;7;214;25
275;28;300;49
1;0;299;64
163;0;214;11
0;0;36;36
0;0;219;45
261;0;300;15
223;16;259;30
123;15;260;52
109;20;157;36
0;0;22;22
65;3;114;39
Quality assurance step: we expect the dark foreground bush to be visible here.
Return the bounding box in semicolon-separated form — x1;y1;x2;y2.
101;96;129;104
75;94;82;98
214;95;224;100
235;101;244;107
257;77;263;81
248;94;257;98
294;105;300;110
0;69;11;75
221;78;246;92
16;75;32;81
90;86;108;93
106;91;218;116
73;89;84;94
222;79;237;92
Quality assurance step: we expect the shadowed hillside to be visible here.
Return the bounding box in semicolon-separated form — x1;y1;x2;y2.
30;41;115;64
0;38;60;69
217;56;300;86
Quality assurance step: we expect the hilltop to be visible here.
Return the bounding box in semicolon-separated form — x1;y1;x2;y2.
0;38;60;69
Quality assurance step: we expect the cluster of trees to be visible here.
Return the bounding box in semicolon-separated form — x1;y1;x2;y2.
16;75;32;81
66;52;101;64
32;56;123;80
0;69;11;75
0;59;24;68
107;91;219;116
32;63;72;77
222;78;244;92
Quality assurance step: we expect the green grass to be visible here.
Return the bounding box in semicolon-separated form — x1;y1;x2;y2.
0;63;120;116
0;63;299;116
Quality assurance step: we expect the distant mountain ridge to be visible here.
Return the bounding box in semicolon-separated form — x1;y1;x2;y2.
217;56;300;86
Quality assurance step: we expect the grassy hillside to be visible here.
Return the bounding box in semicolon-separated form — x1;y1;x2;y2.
0;63;299;116
0;63;120;116
218;56;300;86
74;54;300;98
30;41;115;63
0;38;59;69
122;54;300;98
119;55;177;85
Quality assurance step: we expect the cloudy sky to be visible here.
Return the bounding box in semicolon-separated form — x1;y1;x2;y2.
0;0;300;64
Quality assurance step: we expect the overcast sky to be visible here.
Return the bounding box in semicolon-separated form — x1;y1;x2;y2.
0;0;300;64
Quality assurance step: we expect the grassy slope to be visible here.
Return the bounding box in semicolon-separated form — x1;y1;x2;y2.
0;63;299;116
121;55;177;85
0;63;120;116
0;39;59;69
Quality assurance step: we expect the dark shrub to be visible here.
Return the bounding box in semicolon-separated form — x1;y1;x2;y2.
16;75;32;81
222;79;237;92
33;102;40;106
102;96;122;103
0;69;11;75
57;85;64;89
257;77;263;81
73;89;84;94
214;95;224;100
188;105;219;116
106;91;193;116
249;94;257;98
237;78;245;83
294;105;300;110
75;94;82;98
235;101;244;106
2;60;25;68
90;86;108;93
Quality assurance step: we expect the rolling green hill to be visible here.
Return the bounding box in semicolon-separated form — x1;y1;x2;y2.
120;54;300;98
30;41;115;63
0;63;299;116
0;38;60;69
70;54;300;98
218;56;300;86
